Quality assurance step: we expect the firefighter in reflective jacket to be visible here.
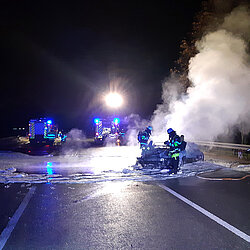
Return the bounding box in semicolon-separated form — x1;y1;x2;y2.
164;128;181;174
138;126;153;156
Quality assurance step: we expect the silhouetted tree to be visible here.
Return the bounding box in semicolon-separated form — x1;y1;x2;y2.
172;0;246;89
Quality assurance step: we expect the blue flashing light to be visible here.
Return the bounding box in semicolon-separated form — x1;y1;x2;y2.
47;120;52;125
114;118;120;125
94;118;100;124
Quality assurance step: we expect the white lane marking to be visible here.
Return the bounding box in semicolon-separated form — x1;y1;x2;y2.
0;186;36;250
158;184;250;243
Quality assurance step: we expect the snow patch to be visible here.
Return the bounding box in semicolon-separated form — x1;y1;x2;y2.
0;161;222;184
0;148;224;184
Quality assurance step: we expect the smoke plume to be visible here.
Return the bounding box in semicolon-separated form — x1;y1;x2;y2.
152;5;250;142
61;128;88;154
124;114;149;145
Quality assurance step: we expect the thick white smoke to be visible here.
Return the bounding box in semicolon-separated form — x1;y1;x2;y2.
152;5;250;142
124;114;149;145
151;76;185;142
61;128;89;154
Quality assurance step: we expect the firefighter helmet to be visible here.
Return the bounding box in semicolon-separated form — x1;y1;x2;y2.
167;128;174;134
145;126;152;135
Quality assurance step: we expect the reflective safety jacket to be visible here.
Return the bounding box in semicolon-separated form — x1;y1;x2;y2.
168;135;181;159
138;131;150;144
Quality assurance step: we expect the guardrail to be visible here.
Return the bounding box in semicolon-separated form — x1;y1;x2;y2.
153;141;250;151
192;141;250;151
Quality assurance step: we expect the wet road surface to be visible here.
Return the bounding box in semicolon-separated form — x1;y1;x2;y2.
0;146;249;249
0;175;249;249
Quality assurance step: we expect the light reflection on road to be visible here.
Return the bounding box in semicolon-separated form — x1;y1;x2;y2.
46;162;54;175
17;146;141;175
101;181;129;196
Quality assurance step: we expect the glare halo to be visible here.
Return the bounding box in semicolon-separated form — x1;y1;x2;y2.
105;93;123;108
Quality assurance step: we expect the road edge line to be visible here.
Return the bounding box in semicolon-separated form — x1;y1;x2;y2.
0;186;37;249
158;184;250;243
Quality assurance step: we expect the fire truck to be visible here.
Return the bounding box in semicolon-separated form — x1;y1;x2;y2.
94;118;126;145
28;118;59;145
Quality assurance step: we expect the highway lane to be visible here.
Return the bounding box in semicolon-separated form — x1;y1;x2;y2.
161;175;250;236
0;184;31;234
0;174;249;249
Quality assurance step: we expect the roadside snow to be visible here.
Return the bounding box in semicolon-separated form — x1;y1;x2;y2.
236;164;250;172
205;158;250;173
0;147;246;184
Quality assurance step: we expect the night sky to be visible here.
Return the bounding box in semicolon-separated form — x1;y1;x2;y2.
1;0;202;136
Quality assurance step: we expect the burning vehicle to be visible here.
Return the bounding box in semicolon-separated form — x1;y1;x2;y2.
136;127;204;171
136;142;204;170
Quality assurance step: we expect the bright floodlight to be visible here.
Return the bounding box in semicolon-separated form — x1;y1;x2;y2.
105;93;123;108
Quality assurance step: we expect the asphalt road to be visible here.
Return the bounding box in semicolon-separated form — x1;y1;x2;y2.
0;174;249;249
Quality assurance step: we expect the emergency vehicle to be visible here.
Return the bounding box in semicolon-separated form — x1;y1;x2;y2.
28;118;58;145
94;118;126;145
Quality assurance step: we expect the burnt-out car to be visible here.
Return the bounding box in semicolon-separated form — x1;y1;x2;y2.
136;142;204;169
183;142;204;163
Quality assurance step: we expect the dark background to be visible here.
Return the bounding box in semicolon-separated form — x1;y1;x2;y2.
0;0;203;137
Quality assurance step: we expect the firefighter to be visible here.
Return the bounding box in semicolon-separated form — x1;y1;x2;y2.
164;128;181;174
138;126;153;156
179;135;187;167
